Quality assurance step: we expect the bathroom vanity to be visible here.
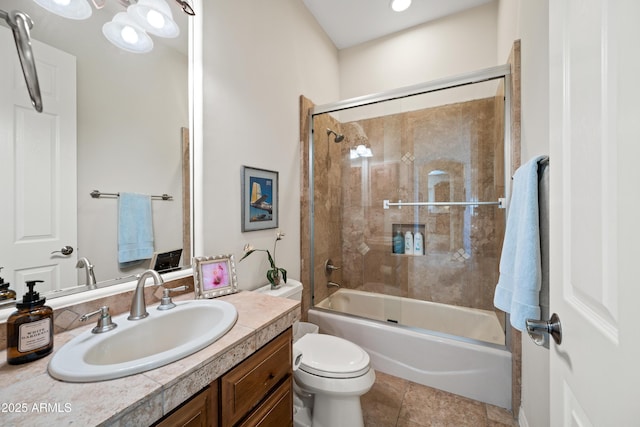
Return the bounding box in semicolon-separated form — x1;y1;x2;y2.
156;328;293;427
0;291;299;426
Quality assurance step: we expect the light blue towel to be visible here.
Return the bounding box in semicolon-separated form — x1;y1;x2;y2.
494;156;547;331
118;192;154;264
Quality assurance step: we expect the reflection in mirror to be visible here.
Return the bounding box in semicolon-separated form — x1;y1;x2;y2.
0;0;190;304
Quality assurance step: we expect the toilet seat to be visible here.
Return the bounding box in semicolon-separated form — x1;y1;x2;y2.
295;333;370;378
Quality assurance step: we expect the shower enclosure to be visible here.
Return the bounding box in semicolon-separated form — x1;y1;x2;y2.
300;64;518;407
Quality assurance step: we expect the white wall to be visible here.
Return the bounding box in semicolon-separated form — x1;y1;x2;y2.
201;0;340;289
338;1;499;99
498;1;551;426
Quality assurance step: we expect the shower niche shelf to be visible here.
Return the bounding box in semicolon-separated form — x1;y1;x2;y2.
391;223;426;256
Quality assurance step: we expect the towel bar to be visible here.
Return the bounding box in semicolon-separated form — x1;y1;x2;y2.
383;198;505;209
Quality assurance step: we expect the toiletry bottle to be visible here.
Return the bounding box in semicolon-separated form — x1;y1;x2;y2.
393;231;405;254
7;280;54;365
0;268;16;301
404;231;414;255
414;231;424;255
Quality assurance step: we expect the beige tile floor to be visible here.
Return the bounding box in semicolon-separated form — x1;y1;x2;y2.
361;371;518;427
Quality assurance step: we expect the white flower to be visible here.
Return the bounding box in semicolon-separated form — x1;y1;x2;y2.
243;244;253;252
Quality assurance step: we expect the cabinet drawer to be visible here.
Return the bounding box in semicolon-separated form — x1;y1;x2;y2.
237;377;292;427
221;329;292;426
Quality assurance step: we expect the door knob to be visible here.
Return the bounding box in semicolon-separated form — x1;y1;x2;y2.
51;245;74;256
526;313;562;346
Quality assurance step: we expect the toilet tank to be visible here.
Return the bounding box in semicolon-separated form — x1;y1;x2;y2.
254;279;303;302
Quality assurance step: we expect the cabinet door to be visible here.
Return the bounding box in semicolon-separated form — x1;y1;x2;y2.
154;385;217;427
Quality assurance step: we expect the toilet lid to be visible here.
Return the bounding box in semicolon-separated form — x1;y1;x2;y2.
295;334;370;378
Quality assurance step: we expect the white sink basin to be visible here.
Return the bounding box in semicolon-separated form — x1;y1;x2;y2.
48;299;237;382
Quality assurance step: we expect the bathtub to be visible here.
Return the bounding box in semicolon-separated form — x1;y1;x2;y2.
309;289;512;409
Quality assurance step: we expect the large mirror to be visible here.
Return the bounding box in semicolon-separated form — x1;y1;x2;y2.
0;0;191;302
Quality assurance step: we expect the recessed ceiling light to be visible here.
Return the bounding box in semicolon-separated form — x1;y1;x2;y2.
390;0;412;13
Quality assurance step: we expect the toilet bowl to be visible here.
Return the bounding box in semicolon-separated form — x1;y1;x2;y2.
254;279;375;427
293;333;375;427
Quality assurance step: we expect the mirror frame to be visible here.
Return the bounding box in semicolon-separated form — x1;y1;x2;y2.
0;0;203;322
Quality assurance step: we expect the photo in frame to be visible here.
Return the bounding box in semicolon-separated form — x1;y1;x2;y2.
193;255;238;299
241;166;279;232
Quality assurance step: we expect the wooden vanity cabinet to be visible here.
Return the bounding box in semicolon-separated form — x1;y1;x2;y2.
154;384;218;427
154;328;293;427
220;328;293;427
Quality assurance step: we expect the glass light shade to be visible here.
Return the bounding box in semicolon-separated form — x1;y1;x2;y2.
390;0;412;12
33;0;92;20
102;12;153;54
128;0;179;38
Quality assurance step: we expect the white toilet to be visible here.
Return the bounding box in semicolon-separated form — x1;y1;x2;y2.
255;280;376;427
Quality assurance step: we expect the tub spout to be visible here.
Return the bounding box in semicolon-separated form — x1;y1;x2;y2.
327;281;341;288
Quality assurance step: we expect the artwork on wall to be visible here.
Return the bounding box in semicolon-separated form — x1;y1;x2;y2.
193;254;238;299
241;166;279;232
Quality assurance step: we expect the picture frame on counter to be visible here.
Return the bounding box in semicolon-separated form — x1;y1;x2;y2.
193;254;238;299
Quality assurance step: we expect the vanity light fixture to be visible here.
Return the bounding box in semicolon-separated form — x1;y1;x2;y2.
390;0;412;13
32;0;93;20
32;0;193;53
102;11;153;53
350;144;373;159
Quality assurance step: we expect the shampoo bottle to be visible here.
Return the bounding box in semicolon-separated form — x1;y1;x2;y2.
404;231;414;255
393;231;405;254
7;280;54;365
414;231;424;255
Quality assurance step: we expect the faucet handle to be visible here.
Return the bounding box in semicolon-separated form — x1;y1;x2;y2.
157;285;189;311
81;306;117;334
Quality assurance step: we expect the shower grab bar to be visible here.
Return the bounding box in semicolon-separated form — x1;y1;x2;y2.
383;198;505;209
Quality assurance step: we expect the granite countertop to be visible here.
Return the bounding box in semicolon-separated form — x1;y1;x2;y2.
0;291;300;426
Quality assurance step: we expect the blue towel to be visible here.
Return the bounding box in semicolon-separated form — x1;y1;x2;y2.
118;193;154;264
494;156;547;331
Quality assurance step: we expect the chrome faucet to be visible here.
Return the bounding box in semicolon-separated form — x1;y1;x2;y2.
76;257;97;290
128;269;164;320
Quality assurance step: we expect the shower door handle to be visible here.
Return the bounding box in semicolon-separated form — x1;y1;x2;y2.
526;313;562;346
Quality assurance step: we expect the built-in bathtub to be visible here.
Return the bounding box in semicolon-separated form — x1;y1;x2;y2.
309;289;512;409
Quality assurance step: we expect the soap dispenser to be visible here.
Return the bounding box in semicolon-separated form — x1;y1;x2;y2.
7;280;54;365
0;268;16;302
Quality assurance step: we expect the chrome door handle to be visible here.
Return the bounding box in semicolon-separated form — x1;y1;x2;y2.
526;313;562;346
51;245;74;256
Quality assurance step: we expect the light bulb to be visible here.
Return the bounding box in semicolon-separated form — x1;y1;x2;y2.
121;25;139;45
145;9;165;29
391;0;411;12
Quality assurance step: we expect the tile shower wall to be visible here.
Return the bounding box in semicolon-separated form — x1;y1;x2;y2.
335;97;506;315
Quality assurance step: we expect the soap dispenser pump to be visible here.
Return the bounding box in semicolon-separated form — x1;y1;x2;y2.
0;267;16;302
7;280;54;365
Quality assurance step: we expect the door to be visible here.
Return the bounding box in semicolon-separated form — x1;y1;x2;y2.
548;0;640;425
0;27;77;295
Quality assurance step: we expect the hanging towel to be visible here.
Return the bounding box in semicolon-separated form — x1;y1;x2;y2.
118;192;154;264
494;155;548;331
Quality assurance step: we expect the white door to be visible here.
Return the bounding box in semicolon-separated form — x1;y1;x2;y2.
548;1;640;425
0;27;77;296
